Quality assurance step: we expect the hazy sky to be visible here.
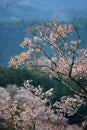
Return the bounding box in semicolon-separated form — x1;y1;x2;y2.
29;0;87;11
2;0;87;11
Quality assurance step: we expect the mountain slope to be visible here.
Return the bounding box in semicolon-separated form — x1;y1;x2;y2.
0;0;87;20
0;1;51;20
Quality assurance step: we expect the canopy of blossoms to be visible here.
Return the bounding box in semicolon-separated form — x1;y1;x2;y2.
9;19;87;100
0;81;86;130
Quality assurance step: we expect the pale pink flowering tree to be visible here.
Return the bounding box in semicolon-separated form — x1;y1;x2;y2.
0;81;85;130
9;19;87;100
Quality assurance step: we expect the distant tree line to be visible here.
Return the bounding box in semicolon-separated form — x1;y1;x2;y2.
0;66;71;99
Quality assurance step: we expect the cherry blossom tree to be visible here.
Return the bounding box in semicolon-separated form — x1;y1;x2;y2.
9;19;87;100
0;81;85;130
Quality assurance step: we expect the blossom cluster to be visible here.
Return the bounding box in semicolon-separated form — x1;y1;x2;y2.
8;20;87;80
0;80;86;130
9;20;87;78
53;95;85;117
10;19;87;99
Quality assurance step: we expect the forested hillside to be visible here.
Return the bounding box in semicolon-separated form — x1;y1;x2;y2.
0;66;71;100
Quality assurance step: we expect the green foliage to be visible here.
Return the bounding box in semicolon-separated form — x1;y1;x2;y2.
28;125;33;130
16;101;25;111
69;103;87;124
0;66;71;99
